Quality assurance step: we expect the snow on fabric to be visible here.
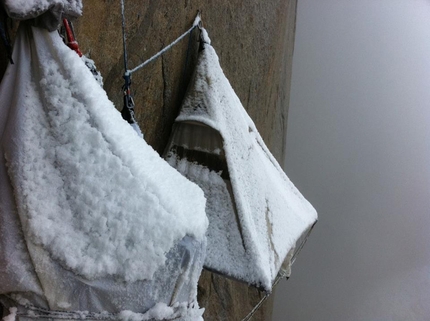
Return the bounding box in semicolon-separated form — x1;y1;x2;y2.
0;23;207;320
0;297;204;321
0;24;208;286
165;30;317;291
166;124;253;283
3;0;82;20
81;55;104;87
118;302;204;321
3;0;83;31
2;307;17;321
0;234;205;316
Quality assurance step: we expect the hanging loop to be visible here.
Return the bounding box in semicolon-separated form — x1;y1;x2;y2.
120;0;139;127
121;73;137;124
127;11;202;75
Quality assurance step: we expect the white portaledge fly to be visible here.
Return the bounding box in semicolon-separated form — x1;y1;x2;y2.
164;28;318;293
0;2;208;320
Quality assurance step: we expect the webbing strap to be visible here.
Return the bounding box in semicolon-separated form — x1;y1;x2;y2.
0;6;14;64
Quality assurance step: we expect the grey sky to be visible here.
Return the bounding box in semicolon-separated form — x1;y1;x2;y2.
273;0;430;320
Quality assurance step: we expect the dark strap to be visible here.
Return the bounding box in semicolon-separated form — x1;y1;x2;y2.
0;5;14;64
121;74;138;124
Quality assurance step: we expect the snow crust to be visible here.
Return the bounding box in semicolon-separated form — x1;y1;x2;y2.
3;0;82;20
0;25;208;284
119;302;203;321
166;131;253;283
2;307;17;321
169;155;258;279
166;32;317;291
199;29;211;45
81;55;103;87
0;301;203;321
0;234;205;314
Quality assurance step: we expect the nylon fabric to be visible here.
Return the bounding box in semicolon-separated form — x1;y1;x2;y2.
0;23;206;320
165;36;317;291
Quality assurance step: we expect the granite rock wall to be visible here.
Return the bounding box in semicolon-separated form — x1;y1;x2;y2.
0;1;297;319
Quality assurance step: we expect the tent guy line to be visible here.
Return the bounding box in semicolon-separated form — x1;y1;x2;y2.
119;0;201;136
126;13;201;75
120;0;202;77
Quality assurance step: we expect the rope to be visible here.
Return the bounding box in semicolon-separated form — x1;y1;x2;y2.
120;0;129;72
118;2;200;134
119;5;201;77
241;223;317;320
241;272;287;321
119;0;139;130
127;12;201;75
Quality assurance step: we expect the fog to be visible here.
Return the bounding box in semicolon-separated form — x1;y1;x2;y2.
273;1;430;320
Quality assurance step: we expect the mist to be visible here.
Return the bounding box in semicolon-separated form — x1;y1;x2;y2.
273;0;430;320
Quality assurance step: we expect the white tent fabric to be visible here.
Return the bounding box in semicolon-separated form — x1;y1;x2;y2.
164;32;318;292
0;23;208;321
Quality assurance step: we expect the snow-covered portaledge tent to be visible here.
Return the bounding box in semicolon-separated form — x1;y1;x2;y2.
0;18;208;321
164;30;317;292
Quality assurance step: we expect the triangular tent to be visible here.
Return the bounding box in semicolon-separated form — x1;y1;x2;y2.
0;21;207;321
164;31;317;292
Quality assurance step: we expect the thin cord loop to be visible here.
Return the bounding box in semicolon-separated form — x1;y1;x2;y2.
241;272;287;321
120;0;139;131
120;0;128;73
241;223;317;321
127;12;201;75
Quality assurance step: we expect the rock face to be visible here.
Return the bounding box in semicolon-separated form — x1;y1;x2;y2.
0;0;297;320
